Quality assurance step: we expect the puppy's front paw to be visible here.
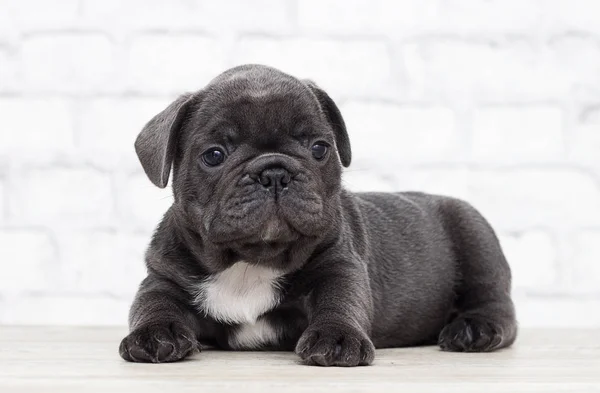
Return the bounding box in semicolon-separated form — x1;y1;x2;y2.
295;323;375;367
119;322;199;363
438;316;505;352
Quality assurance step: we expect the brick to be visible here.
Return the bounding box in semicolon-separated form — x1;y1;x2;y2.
196;0;291;33
0;50;19;92
514;296;600;327
341;102;459;164
22;34;116;93
298;0;543;35
569;231;600;294
0;3;10;38
82;0;290;33
580;105;600;123
81;0;199;30
431;0;600;35
233;38;393;98
78;97;172;152
431;0;542;33
58;231;148;297
550;35;600;97
472;106;564;163
1;0;79;30
297;0;423;35
543;0;600;34
1;294;131;325
0;230;56;291
498;231;557;292
569;105;600;167
127;34;226;94
0;98;74;150
0;180;4;223
468;170;600;231
297;0;392;35
115;173;173;232
10;168;114;227
403;36;600;101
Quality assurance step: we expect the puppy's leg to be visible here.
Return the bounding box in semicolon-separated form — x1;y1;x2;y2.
295;257;375;367
438;199;517;352
119;275;205;363
264;305;308;351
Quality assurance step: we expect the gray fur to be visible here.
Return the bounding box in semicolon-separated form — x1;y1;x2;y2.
119;64;517;366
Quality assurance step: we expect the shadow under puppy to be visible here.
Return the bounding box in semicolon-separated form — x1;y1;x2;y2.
119;64;517;366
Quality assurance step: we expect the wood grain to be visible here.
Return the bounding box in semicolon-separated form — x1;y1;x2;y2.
1;327;598;393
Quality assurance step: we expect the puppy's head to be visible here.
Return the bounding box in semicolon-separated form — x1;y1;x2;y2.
135;65;351;263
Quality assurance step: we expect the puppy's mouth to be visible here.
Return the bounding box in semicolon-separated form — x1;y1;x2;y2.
213;229;300;261
210;216;300;245
235;239;291;260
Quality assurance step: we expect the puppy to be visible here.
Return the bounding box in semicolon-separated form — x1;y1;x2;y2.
119;64;517;366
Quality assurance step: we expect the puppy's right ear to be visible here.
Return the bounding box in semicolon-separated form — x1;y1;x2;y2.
134;93;194;188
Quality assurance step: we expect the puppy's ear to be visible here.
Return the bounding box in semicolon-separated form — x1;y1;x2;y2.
135;93;194;188
304;80;352;167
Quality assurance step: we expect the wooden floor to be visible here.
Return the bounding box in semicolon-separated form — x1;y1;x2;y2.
1;327;599;393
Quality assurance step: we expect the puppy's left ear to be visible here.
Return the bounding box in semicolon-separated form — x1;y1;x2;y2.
304;80;352;167
134;93;194;188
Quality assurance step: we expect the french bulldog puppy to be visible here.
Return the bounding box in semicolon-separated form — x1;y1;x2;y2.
119;64;517;366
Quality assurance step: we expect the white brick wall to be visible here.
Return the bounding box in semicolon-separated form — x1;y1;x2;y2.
1;0;599;327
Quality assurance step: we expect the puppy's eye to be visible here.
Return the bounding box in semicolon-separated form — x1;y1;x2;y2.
201;148;226;167
311;142;328;160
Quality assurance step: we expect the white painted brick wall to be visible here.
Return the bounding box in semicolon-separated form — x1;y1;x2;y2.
22;33;116;94
0;98;74;149
472;106;565;163
127;34;226;94
1;0;599;327
0;229;57;292
9;167;114;227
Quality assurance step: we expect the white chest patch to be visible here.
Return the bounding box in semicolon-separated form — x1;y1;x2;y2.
228;319;278;350
193;262;283;325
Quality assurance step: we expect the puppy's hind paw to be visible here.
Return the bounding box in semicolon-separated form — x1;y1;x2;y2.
438;316;507;352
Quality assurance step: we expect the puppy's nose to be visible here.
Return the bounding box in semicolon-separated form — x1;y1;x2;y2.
258;167;291;191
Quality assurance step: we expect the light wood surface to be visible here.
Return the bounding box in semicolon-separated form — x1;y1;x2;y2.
1;327;599;393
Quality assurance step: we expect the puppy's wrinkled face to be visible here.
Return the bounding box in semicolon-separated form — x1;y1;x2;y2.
135;65;351;265
178;81;341;258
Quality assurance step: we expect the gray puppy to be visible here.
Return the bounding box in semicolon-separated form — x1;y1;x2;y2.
119;64;517;367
